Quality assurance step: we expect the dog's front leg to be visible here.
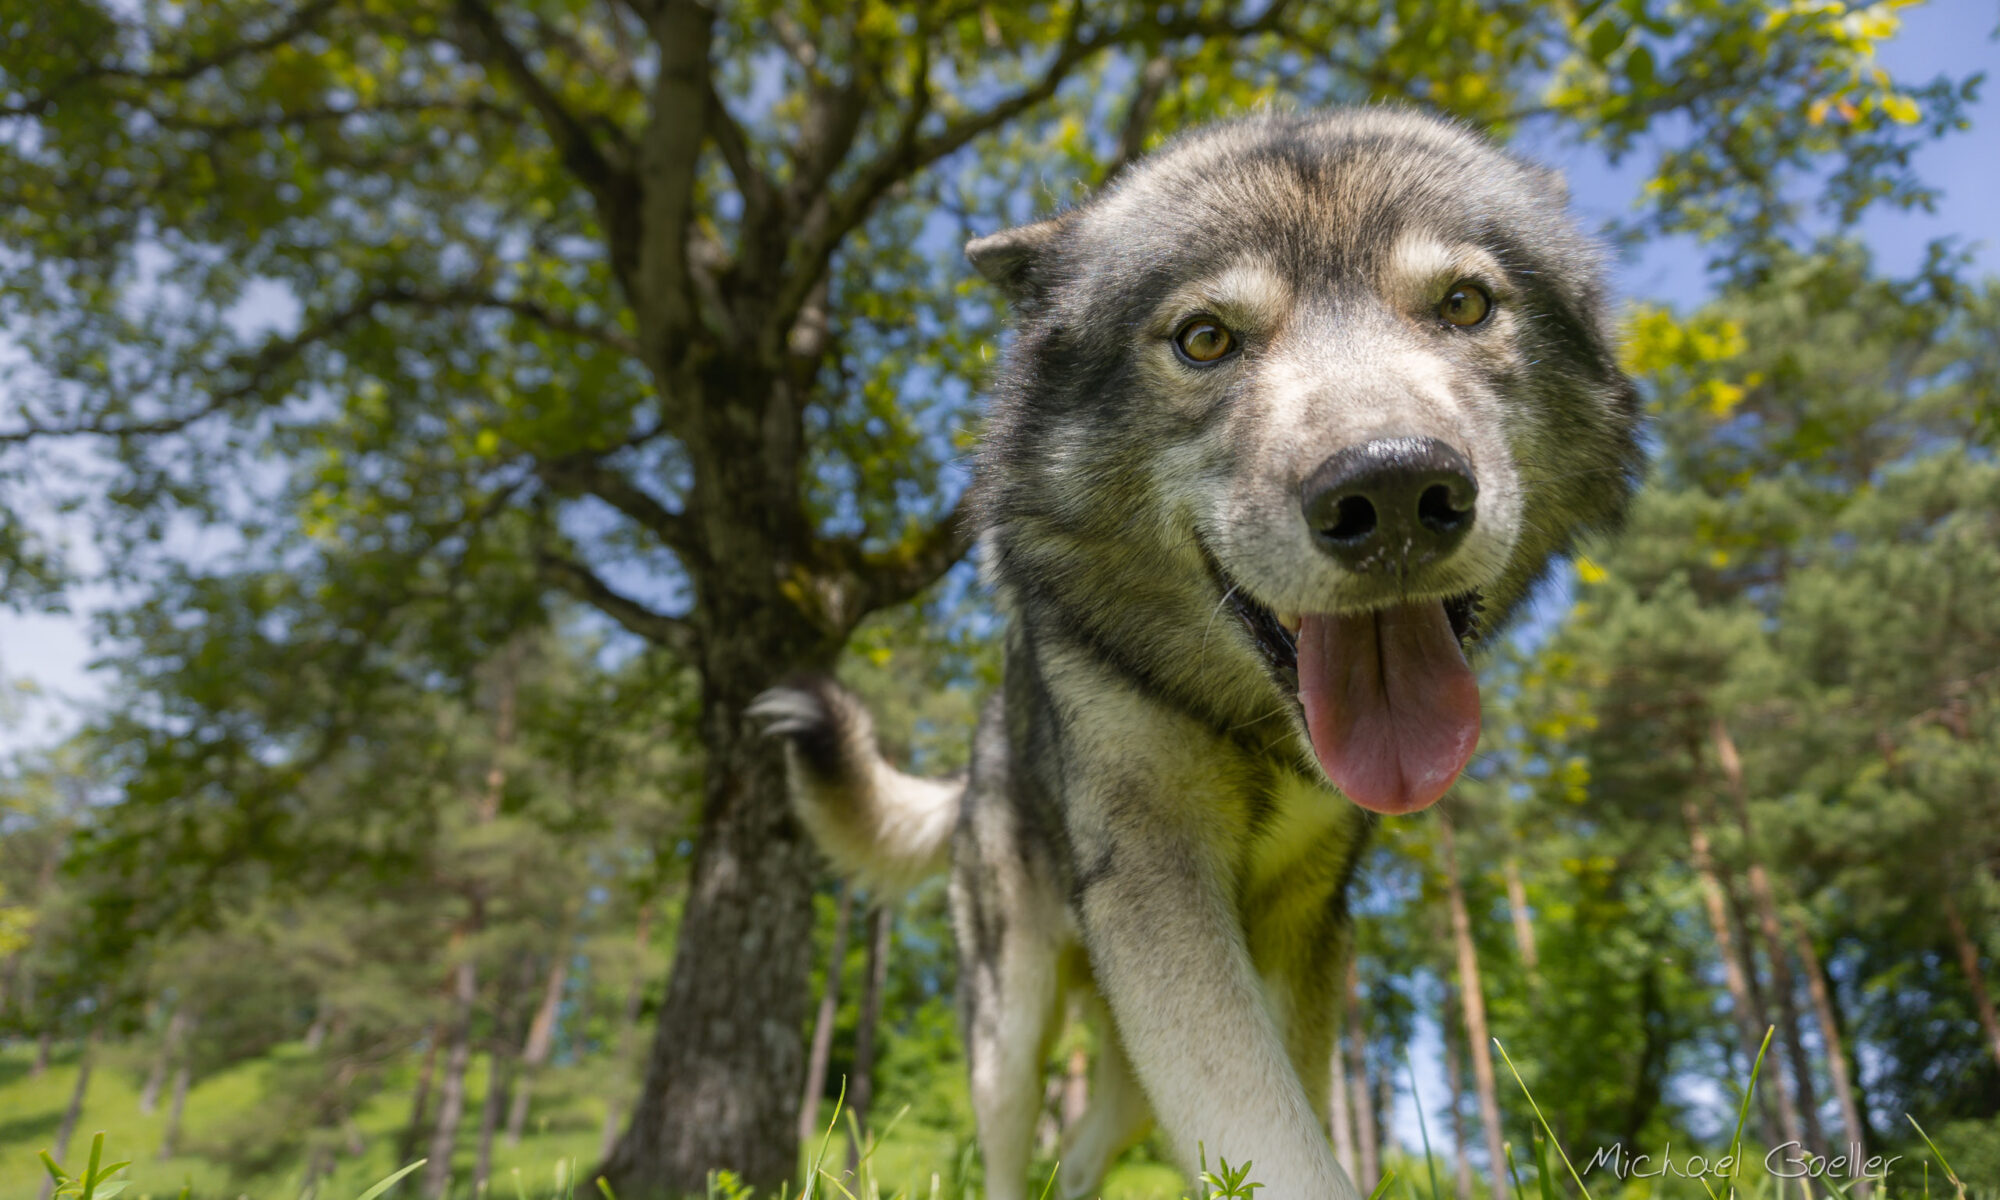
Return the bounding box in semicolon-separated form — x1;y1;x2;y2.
1078;834;1359;1200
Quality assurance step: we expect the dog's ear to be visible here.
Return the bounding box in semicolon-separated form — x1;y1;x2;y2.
965;219;1062;305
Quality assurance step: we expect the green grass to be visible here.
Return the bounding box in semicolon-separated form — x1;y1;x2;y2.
9;1038;1983;1200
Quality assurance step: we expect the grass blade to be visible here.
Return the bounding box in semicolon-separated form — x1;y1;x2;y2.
1407;1063;1441;1200
354;1159;427;1200
1492;1038;1590;1200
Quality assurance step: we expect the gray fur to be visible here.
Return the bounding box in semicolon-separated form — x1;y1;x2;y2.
759;107;1642;1200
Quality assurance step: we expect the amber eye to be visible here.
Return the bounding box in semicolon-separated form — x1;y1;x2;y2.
1439;282;1492;327
1174;318;1237;363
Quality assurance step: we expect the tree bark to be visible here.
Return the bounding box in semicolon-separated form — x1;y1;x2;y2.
1683;792;1791;1152
1712;718;1826;1158
1440;813;1509;1200
38;1027;96;1200
599;644;828;1198
1345;957;1381;1196
1329;1019;1358;1176
846;903;893;1167
140;1005;189;1115
475;1038;512;1193
159;1055;194;1160
1443;986;1476;1200
1789;913;1869;1195
400;1021;441;1165
423;956;479;1200
1943;891;2000;1073
506;945;574;1147
799;882;855;1146
1502;856;1541;991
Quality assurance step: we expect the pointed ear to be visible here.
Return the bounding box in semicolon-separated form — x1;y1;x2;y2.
965;219;1064;304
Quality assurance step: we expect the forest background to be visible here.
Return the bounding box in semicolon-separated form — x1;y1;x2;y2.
1;1;1998;1198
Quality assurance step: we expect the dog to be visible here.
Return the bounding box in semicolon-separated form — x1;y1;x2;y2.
751;107;1643;1200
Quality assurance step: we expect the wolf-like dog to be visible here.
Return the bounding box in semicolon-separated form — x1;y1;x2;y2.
752;108;1643;1200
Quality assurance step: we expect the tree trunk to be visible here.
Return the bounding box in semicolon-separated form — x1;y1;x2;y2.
1502;855;1541;992
1440;813;1509;1200
1683;793;1790;1152
1346;957;1381;1196
476;1041;512;1194
400;1021;441;1165
159;1055;194;1160
1329;1020;1357;1175
303;1009;330;1052
140;1005;189;1115
600;906;655;1163
38;1027;96;1200
1789;913;1869;1196
31;1028;52;1077
599;645;827;1198
1443;987;1476;1200
423;956;479;1200
799;882;855;1146
1712;718;1826;1158
1943;891;2000;1073
506;946;574;1147
1061;1043;1090;1133
847;904;893;1167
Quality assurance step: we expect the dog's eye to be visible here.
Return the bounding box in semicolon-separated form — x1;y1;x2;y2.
1174;319;1237;364
1439;283;1492;327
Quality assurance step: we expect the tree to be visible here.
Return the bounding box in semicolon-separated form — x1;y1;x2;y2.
0;1;1958;1190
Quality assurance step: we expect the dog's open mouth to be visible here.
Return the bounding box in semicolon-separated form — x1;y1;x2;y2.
1221;567;1485;816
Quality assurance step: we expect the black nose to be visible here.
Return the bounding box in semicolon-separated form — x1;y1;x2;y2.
1301;437;1478;570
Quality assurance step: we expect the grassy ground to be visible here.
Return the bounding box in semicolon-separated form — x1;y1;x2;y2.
1;1042;1192;1200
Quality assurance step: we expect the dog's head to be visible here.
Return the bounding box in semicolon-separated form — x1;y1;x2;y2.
971;109;1643;814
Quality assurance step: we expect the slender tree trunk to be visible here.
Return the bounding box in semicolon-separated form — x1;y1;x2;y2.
1942;891;2000;1073
140;1006;189;1115
1713;719;1826;1157
423;955;479;1200
38;1027;96;1200
600;636;828;1198
1440;814;1509;1200
401;1021;441;1165
1061;1043;1090;1131
1329;1020;1357;1175
1789;914;1868;1196
1443;987;1476;1200
300;1143;335;1200
1683;792;1790;1151
600;907;655;1164
846;904;893;1168
476;1040;512;1193
1346;958;1381;1196
303;1009;330;1052
1502;856;1542;993
506;945;573;1147
799;882;855;1146
159;1055;194;1160
31;1028;52;1077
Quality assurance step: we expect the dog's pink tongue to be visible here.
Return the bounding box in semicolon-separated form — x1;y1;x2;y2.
1298;603;1481;814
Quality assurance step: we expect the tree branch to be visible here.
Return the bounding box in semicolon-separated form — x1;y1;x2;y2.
1;0;341;120
816;487;978;615
536;549;695;656
770;2;1294;345
631;0;715;347
0;289;397;444
535;456;705;566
